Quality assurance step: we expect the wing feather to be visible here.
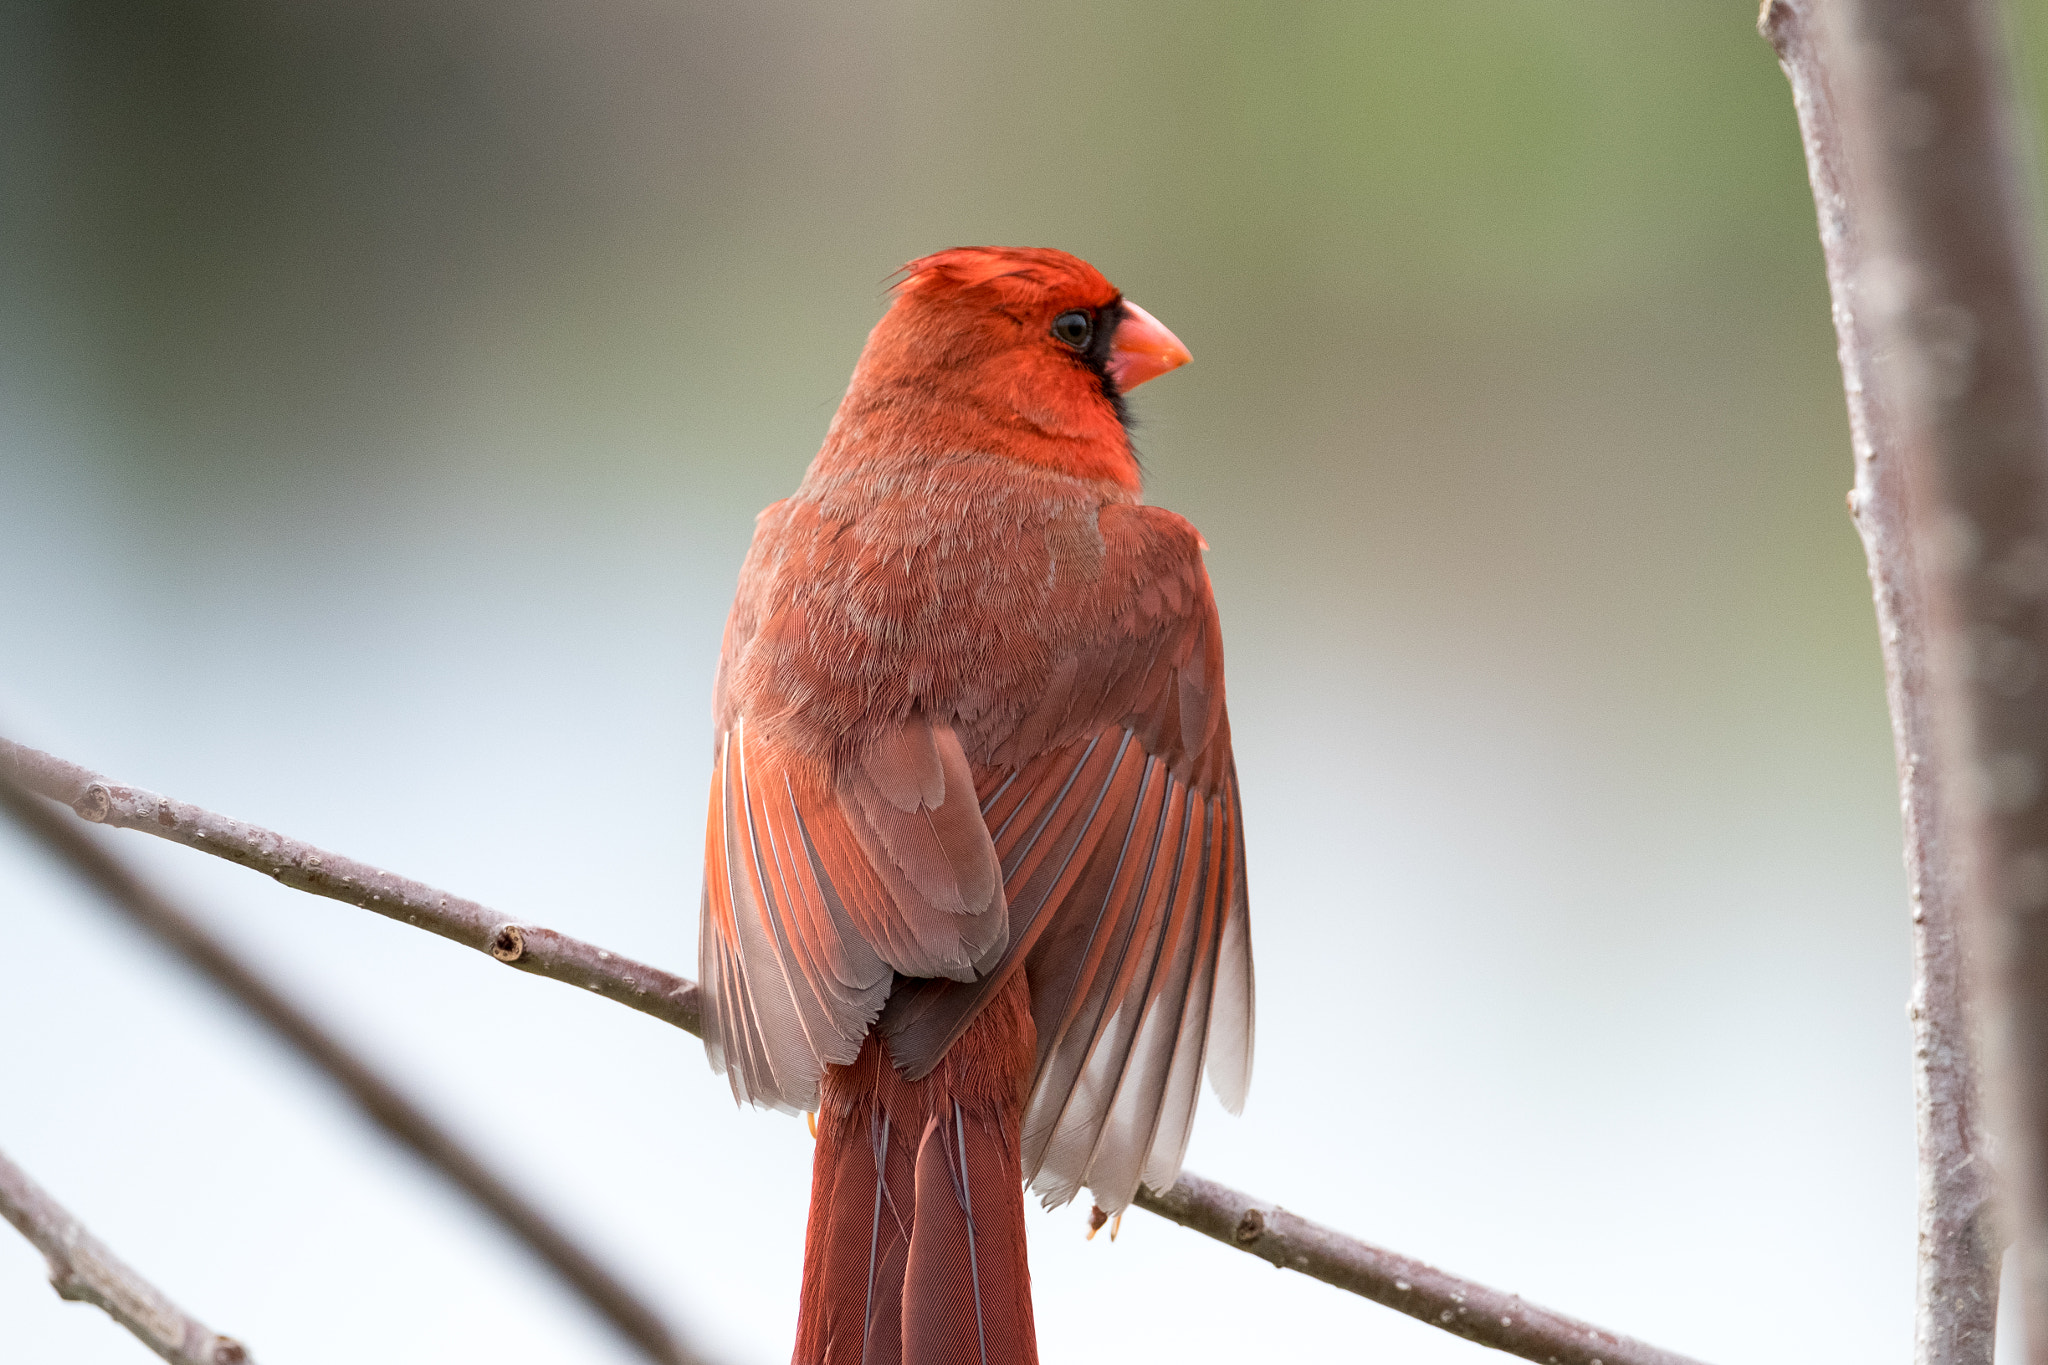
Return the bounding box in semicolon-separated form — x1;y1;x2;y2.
880;722;1250;1213
1067;781;1218;1205
1204;769;1255;1115
879;730;1133;1073
1021;757;1183;1204
1139;780;1235;1191
701;717;1001;1112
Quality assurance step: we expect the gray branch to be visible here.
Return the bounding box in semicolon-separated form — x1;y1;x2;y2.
1799;0;2048;1351
0;739;700;1036
3;737;1713;1365
1760;2;1999;1361
0;759;708;1365
1136;1174;1708;1365
0;1142;251;1365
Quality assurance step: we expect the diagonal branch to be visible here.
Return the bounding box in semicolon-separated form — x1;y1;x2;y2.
1135;1174;1708;1365
0;1141;252;1365
0;739;700;1035
1760;3;1999;1362
2;737;1713;1365
0;761;710;1365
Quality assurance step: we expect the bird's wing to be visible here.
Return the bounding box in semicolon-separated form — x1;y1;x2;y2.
879;504;1254;1212
700;504;1007;1114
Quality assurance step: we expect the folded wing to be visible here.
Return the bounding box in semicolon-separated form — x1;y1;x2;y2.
879;726;1251;1212
701;712;1005;1113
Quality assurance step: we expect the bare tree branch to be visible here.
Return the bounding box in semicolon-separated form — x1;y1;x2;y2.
1135;1174;1709;1365
0;763;709;1365
1760;3;1999;1361
2;738;1714;1365
1804;0;2048;1352
0;1142;251;1365
0;739;701;1036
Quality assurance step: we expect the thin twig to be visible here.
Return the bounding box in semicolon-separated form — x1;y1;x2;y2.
1812;0;2048;1351
0;739;700;1034
1134;1174;1709;1365
3;739;1713;1365
1760;3;1998;1361
0;764;708;1365
0;1142;251;1365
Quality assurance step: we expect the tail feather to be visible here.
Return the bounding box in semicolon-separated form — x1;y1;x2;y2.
796;977;1038;1365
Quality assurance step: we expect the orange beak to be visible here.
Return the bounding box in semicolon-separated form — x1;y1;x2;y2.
1107;301;1191;391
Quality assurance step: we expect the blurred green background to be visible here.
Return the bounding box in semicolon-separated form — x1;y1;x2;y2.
3;1;2034;1361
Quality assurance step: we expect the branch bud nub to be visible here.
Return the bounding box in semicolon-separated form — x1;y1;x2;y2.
490;925;527;963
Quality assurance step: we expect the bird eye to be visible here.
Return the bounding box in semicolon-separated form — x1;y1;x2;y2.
1051;310;1094;348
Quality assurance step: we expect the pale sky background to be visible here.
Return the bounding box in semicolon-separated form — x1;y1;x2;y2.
6;2;2045;1362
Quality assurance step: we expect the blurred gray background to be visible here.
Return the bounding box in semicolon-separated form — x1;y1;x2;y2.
1;1;2026;1360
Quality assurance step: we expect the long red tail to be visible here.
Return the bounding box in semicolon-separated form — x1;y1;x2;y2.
793;974;1039;1365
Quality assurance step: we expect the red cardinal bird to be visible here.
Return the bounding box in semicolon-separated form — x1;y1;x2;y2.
700;246;1253;1365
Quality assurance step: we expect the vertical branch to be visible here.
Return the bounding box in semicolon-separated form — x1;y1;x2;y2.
1760;3;1998;1361
1802;0;2048;1356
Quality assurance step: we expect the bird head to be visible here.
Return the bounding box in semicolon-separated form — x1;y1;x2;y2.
828;247;1191;492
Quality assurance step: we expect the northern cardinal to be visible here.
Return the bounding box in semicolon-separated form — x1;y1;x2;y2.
700;247;1253;1365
